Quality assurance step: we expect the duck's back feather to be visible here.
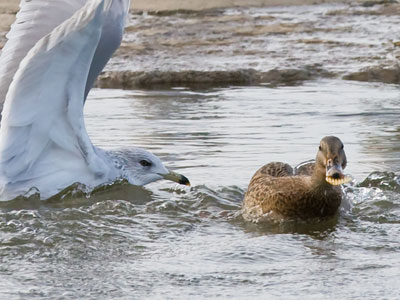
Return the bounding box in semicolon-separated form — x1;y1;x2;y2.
294;160;315;176
255;162;294;177
243;162;341;220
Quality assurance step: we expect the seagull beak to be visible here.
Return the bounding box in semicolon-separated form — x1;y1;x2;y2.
162;170;191;186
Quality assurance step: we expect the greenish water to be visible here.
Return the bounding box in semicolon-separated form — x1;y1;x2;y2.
1;79;399;299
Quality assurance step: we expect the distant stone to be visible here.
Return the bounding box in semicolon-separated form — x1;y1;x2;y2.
343;66;400;84
96;65;333;89
361;0;398;8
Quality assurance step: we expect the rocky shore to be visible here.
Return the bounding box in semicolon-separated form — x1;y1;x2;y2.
1;0;399;88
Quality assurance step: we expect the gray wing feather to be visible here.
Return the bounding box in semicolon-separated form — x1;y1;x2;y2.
85;0;131;100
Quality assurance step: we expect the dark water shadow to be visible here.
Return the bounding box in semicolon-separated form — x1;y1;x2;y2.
0;180;154;211
234;212;340;240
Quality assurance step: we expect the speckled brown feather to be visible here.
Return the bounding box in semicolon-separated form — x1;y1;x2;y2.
257;162;294;177
243;137;346;221
243;171;341;219
295;162;315;176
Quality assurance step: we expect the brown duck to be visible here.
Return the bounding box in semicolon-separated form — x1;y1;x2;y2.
243;136;352;220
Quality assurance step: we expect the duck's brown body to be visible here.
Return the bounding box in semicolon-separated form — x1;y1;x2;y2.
243;163;342;219
243;136;347;221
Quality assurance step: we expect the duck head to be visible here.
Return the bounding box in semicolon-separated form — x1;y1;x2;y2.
314;136;351;185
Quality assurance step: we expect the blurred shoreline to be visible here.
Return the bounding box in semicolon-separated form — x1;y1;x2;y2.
0;0;360;13
0;0;364;31
1;0;400;87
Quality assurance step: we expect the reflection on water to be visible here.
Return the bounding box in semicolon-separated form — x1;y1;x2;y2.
1;80;399;299
86;79;400;186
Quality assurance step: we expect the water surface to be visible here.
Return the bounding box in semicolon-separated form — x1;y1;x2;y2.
1;79;399;299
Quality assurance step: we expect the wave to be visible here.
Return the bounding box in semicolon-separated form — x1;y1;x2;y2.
357;171;400;192
1;171;398;227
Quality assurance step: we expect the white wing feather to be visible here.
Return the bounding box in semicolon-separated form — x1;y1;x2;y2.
0;0;130;111
0;0;116;198
0;0;87;112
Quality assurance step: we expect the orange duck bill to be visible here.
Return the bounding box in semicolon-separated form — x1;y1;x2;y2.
325;162;353;186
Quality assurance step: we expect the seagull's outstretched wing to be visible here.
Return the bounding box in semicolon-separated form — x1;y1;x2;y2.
0;0;116;197
0;0;130;111
85;0;131;100
0;0;86;112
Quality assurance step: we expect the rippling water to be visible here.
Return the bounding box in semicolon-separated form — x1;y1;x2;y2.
1;79;399;299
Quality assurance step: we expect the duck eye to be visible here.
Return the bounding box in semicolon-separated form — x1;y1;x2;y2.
140;160;152;167
319;145;322;151
341;144;344;150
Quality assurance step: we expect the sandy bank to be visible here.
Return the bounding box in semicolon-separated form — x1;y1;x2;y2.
1;0;400;87
0;0;360;13
131;0;357;11
101;0;400;87
0;0;365;30
0;0;358;46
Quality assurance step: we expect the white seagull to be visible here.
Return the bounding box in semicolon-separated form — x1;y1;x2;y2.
0;0;190;200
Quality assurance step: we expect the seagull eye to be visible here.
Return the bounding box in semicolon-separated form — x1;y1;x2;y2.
341;144;344;150
140;160;152;167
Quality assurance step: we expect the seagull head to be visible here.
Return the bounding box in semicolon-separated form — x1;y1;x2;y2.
118;148;190;186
